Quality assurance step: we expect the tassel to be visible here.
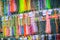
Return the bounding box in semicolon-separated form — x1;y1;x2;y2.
3;26;7;37
0;16;2;32
8;1;11;16
10;0;17;13
2;16;7;37
6;26;10;37
31;0;38;10
58;15;60;33
12;16;16;36
20;14;24;35
19;0;27;13
45;0;51;9
45;11;51;34
28;12;34;34
30;12;38;34
6;16;10;37
25;13;29;35
10;27;12;36
17;15;21;35
54;10;58;33
6;0;11;16
13;16;16;36
21;26;24;35
4;0;8;15
30;0;35;11
0;0;3;16
9;16;12;36
9;16;14;36
23;14;28;37
24;0;27;11
15;15;19;38
23;14;26;37
12;27;14;36
27;0;31;11
50;10;58;34
39;0;45;10
27;13;30;35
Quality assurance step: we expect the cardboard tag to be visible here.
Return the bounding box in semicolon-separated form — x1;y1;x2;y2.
43;10;47;16
48;9;52;15
19;14;23;19
5;16;8;21
2;17;4;21
24;37;27;40
29;12;33;17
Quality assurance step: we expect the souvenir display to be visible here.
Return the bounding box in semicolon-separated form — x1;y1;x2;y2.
10;0;17;13
0;0;60;40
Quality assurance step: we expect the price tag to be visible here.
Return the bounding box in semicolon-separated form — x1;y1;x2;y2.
41;35;45;40
59;10;60;13
48;34;52;40
9;16;12;20
33;35;36;40
10;27;12;36
8;38;10;40
20;37;22;40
